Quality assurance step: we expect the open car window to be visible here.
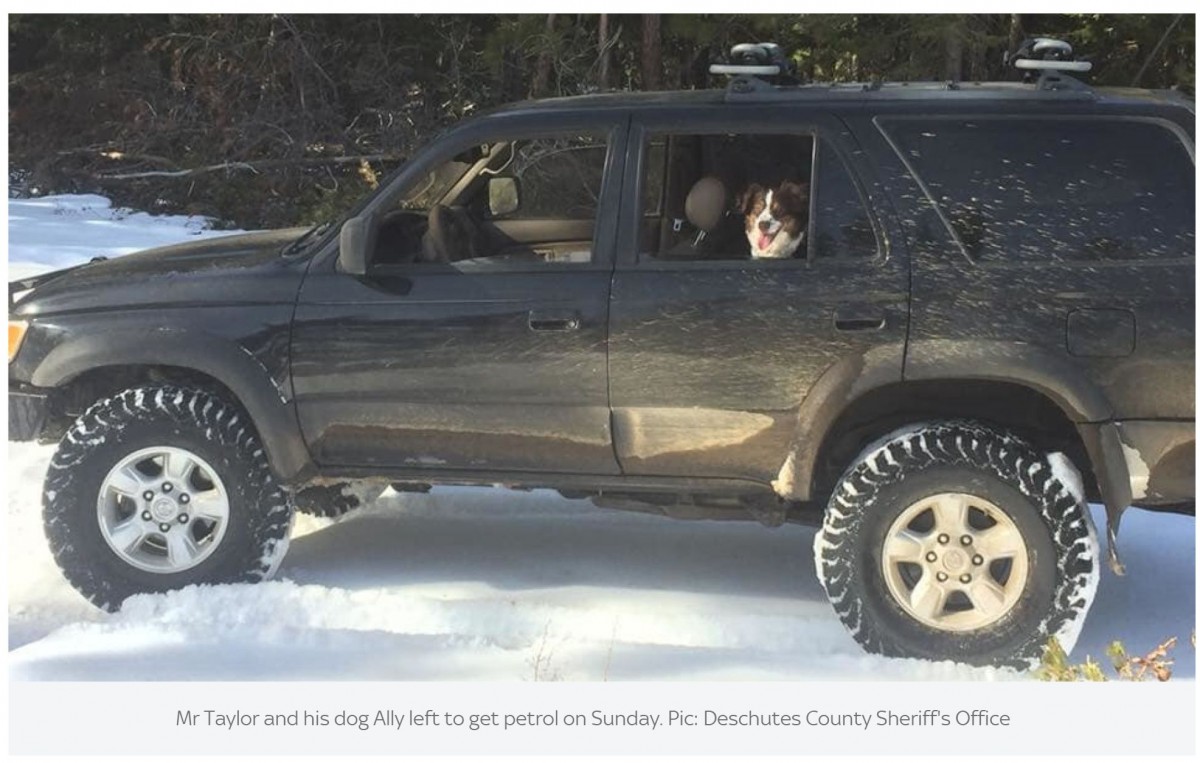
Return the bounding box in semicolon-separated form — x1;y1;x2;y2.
639;133;815;262
371;133;609;269
638;131;878;264
484;136;608;221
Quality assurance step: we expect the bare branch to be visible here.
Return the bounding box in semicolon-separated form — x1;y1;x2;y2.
1132;14;1184;87
95;154;404;180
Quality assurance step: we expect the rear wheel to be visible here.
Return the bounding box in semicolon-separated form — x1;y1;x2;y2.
814;421;1099;668
43;386;294;611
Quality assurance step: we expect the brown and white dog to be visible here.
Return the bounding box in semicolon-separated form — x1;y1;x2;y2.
740;181;809;259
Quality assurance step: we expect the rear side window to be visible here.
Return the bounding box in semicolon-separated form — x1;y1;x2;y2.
884;118;1195;263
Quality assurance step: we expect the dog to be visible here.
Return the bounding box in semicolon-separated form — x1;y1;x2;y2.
739;181;809;259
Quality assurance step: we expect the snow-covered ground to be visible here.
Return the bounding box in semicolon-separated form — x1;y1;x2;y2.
8;194;235;281
6;195;1196;681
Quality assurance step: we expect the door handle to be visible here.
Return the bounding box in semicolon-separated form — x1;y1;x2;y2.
528;309;582;332
834;305;887;332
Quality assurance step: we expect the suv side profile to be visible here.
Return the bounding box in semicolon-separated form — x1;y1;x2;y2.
9;43;1194;668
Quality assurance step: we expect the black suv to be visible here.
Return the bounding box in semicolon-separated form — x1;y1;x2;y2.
9;45;1195;668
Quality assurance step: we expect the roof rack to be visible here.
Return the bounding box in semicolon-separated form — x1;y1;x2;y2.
1005;37;1093;91
710;39;1098;103
709;42;798;95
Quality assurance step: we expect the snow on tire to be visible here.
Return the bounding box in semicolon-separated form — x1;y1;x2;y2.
43;385;294;611
813;420;1099;668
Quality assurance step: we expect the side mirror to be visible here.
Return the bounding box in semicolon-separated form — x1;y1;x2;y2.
338;217;370;276
487;177;520;218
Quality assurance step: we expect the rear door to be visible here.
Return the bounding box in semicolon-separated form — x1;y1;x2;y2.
607;106;910;484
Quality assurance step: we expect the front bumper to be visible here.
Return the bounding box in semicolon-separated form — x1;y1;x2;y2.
9;385;49;441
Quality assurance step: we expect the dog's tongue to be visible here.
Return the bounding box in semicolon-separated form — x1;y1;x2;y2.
758;232;774;251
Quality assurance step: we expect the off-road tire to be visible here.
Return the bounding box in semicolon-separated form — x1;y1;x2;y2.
43;386;294;611
814;420;1099;668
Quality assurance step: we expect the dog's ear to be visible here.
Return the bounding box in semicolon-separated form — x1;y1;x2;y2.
778;180;810;203
739;183;764;215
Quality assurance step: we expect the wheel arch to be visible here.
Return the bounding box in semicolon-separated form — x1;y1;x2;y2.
804;379;1102;504
31;332;313;485
783;342;1131;563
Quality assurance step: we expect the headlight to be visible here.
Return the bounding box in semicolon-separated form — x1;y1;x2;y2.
9;320;28;363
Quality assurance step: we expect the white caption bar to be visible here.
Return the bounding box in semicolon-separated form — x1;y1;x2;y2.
9;680;1196;756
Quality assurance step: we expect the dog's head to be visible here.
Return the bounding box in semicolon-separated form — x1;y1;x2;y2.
740;181;809;259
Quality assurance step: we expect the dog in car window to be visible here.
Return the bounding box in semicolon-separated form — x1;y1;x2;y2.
739;181;809;259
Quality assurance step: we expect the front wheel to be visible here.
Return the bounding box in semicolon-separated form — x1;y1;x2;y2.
814;421;1099;668
43;386;294;611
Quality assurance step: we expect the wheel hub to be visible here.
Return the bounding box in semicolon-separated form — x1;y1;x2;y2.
96;446;231;574
880;492;1029;632
150;495;179;521
941;548;967;573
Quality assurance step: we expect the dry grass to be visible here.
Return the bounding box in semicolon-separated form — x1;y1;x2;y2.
1036;633;1193;682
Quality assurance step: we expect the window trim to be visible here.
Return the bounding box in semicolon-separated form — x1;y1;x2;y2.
875;113;1196;268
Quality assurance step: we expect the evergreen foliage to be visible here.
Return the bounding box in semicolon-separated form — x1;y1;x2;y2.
9;14;1194;228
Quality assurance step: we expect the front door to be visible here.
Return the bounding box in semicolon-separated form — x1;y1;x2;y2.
291;114;627;475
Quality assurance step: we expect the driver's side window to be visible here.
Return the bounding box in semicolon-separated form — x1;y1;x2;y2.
373;133;609;268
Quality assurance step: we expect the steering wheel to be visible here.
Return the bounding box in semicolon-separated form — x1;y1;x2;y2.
421;204;485;263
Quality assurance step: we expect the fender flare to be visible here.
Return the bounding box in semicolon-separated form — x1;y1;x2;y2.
31;327;313;484
904;339;1113;422
772;342;905;501
905;340;1131;560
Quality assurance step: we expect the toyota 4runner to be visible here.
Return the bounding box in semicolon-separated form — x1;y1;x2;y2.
9;41;1195;667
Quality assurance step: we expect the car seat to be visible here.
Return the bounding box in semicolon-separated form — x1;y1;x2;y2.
657;176;745;260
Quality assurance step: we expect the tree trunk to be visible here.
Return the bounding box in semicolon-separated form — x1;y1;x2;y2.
943;16;965;81
531;14;557;97
597;14;611;90
641;14;662;90
1007;13;1024;55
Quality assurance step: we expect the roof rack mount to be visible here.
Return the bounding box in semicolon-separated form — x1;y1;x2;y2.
709;42;796;95
1005;37;1093;91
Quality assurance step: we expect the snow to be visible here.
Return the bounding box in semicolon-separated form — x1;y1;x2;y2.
5;195;1196;681
1047;451;1086;503
1046;452;1102;656
1119;439;1152;500
7;194;235;281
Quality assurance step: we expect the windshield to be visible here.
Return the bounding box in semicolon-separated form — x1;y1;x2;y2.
396;156;474;212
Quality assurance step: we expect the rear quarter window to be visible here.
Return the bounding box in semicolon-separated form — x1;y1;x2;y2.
883;117;1195;263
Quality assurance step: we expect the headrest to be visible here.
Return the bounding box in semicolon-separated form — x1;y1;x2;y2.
684;176;728;233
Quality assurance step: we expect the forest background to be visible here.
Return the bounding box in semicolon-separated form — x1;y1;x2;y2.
9;14;1195;228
